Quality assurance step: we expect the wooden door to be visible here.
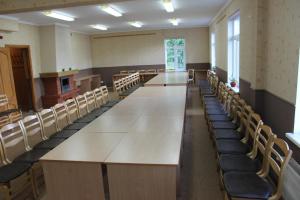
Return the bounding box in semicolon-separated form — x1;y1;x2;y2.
10;48;33;111
0;48;18;109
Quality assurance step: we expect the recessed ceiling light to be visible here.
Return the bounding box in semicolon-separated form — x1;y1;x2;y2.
43;11;75;21
90;24;108;31
162;0;174;13
169;18;179;26
129;21;143;28
100;5;122;17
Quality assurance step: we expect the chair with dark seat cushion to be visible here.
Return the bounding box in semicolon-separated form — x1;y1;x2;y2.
214;129;241;140
216;140;249;155
224;172;273;199
211;121;237;129
15;149;50;163
64;122;87;130
0;162;31;183
206;108;226;115
208;115;231;122
219;154;261;173
51;129;77;139
34;138;65;149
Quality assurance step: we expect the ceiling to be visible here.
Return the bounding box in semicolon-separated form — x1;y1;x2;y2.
2;0;229;34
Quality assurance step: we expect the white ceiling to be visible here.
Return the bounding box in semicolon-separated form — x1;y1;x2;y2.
2;0;229;34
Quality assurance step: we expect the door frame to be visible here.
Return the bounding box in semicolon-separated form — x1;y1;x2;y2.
5;44;37;111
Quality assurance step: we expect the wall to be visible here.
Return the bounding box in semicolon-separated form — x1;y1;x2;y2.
55;25;72;72
0;23;41;77
40;25;56;73
91;27;209;68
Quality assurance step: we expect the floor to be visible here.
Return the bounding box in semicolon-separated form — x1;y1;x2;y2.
40;81;223;200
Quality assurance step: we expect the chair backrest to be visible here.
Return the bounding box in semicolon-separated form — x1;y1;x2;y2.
65;98;79;123
21;114;44;149
93;88;103;108
114;79;123;94
75;95;88;118
128;70;136;73
100;86;109;103
243;112;262;144
0;116;10;129
0;123;27;163
9;111;22;123
52;103;70;130
266;138;292;200
147;69;156;73
157;69;165;73
38;109;58;139
188;69;195;80
120;70;128;74
251;125;275;173
85;91;96;113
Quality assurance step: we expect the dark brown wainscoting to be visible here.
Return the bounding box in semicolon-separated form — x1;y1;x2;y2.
215;67;227;83
93;63;210;87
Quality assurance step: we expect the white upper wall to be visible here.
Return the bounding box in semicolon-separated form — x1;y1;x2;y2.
91;27;209;67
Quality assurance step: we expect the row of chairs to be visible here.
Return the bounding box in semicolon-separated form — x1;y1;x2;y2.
0;85;119;200
200;71;292;200
0;94;23;129
120;68;165;74
113;72;141;98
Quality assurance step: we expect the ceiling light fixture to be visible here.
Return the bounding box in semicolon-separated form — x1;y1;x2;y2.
163;0;174;13
90;24;108;30
43;11;75;21
169;18;179;26
129;21;143;28
100;5;122;17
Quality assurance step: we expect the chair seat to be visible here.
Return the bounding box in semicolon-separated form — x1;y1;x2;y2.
212;121;237;129
75;114;97;123
214;129;241;140
216;140;249;155
65;122;87;130
0;162;31;183
15;149;50;163
34;138;65;149
208;115;231;122
206;109;226;115
219;154;261;173
51;129;77;139
224;172;273;199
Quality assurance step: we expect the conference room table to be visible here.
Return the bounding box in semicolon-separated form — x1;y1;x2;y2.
144;71;188;86
41;84;187;200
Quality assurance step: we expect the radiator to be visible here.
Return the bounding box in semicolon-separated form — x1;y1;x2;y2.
283;158;300;200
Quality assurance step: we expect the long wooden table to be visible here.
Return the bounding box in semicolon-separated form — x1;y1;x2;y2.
144;72;188;86
41;85;186;200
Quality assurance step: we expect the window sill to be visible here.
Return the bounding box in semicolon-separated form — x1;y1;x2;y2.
286;133;300;148
226;83;240;93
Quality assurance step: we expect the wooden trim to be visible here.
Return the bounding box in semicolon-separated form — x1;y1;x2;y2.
5;45;37;111
40;70;79;78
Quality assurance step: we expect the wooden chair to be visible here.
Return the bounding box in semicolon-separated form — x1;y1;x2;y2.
84;91;97;113
100;86;109;104
0;94;17;111
75;95;88;118
52;103;70;130
0;116;10;129
93;88;103;108
223;137;292;200
128;70;136;73
120;70;128;74
147;69;156;73
187;69;195;84
0;127;35;200
64;98;79;124
157;69;165;73
9;111;22;124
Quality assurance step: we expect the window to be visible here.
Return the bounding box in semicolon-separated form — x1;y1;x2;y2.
211;32;216;69
227;12;240;85
164;38;186;72
294;50;300;133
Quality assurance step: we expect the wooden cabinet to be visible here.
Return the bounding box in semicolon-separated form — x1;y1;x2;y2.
0;48;18;110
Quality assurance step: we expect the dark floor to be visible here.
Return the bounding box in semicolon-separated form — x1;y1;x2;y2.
179;85;223;200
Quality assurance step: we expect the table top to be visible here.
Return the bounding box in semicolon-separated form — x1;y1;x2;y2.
144;72;188;86
41;86;186;165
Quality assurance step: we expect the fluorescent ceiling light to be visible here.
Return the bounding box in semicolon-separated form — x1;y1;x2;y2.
129;21;143;28
169;18;179;26
90;24;108;30
43;11;75;21
163;0;174;13
100;5;122;17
